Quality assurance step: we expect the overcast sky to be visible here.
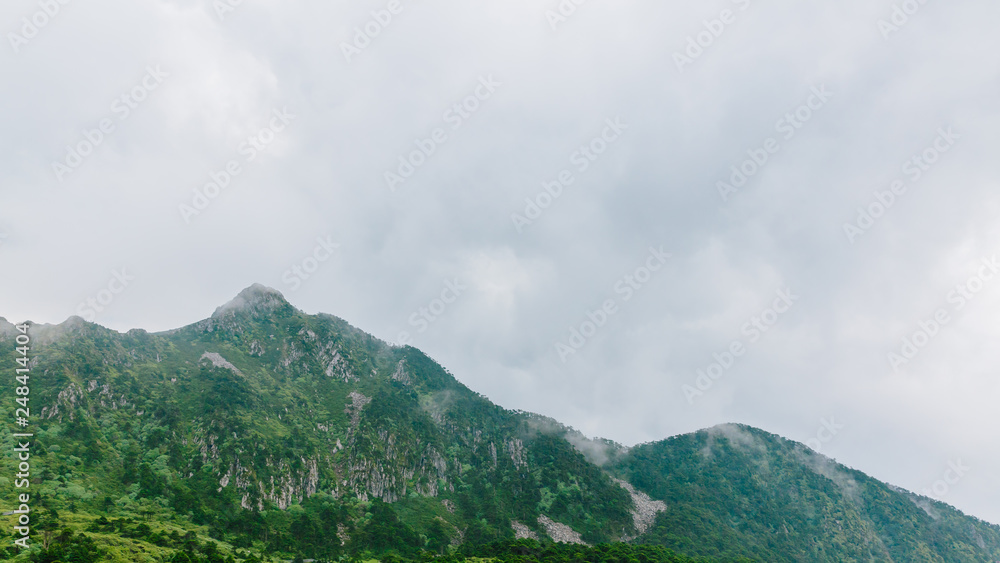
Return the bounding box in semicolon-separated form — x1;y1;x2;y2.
2;0;1000;524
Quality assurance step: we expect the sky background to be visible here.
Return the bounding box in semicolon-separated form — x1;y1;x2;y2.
2;0;1000;524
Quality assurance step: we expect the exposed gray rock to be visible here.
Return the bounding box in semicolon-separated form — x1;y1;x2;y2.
511;520;539;540
391;359;411;385
538;515;587;545
345;391;371;429
200;351;243;375
613;478;666;535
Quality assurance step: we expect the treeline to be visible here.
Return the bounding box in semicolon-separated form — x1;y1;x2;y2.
441;539;740;562
1;528;745;563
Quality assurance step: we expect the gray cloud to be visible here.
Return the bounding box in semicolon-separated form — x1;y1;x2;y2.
2;0;999;524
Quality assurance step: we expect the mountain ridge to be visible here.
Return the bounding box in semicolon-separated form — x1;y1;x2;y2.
1;284;998;562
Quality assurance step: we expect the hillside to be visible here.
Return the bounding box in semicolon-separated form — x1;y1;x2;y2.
613;424;1000;562
0;285;997;562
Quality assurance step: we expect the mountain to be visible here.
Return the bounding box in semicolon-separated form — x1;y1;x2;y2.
0;284;997;562
612;424;1000;562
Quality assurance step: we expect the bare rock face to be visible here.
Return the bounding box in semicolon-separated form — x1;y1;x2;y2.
391;359;411;385
505;438;527;468
345;391;371;430
613;478;666;536
537;515;588;545
511;520;539;540
200;351;243;375
321;344;355;381
335;389;451;502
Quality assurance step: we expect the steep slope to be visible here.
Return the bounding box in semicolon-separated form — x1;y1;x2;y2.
0;285;634;561
2;286;998;562
612;424;1000;562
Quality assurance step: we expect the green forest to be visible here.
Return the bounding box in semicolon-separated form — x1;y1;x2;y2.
1;286;998;562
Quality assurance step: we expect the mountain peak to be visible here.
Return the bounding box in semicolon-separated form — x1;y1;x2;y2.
212;284;296;320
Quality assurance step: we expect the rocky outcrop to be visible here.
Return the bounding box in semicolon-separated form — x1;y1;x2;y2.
40;382;85;421
43;380;132;421
613;478;666;535
390;359;410;385
511;520;539;540
505;438;527;469
538;515;587;545
319;341;355;381
345;391;371;431
200;352;243;375
280;341;304;368
214;453;322;510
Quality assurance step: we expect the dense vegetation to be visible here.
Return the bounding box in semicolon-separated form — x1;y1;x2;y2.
612;425;1000;562
1;285;998;562
453;538;741;562
0;286;633;561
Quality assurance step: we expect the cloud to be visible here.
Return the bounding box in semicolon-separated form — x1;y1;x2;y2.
2;0;999;524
